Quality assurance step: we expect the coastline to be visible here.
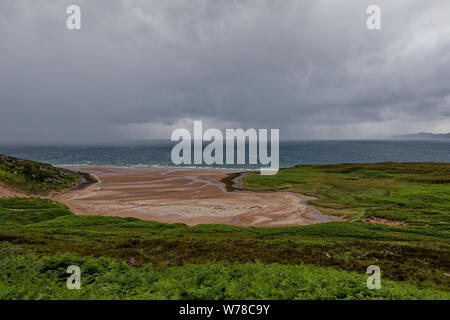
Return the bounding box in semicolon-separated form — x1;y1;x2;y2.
51;166;341;227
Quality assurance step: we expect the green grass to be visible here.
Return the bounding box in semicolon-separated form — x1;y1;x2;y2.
0;161;449;299
0;196;449;297
1;246;448;300
0;198;72;226
244;162;450;225
0;154;78;194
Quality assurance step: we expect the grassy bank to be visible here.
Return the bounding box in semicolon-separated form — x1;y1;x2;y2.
244;162;450;225
0;154;79;194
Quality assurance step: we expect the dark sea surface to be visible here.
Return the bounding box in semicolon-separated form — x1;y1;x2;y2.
0;140;449;170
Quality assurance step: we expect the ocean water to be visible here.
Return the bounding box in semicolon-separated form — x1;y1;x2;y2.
0;140;449;170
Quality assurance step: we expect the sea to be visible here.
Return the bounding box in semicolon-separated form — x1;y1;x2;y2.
0;140;449;170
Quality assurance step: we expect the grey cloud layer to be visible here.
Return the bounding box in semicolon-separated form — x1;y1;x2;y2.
0;0;449;143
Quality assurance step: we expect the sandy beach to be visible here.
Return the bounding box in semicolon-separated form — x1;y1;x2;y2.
48;166;340;227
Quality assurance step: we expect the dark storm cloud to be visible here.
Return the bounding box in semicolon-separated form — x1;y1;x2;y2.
0;0;449;143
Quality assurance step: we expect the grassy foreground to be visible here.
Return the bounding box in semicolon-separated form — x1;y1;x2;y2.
0;161;449;299
1;246;447;300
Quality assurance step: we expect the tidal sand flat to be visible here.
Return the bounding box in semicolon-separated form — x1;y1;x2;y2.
52;167;340;227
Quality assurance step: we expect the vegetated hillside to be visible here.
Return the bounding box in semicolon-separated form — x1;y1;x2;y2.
244;162;450;226
0;154;93;194
2;248;448;300
0;196;449;298
0;161;449;299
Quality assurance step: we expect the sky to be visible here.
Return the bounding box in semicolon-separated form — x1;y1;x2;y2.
0;0;449;144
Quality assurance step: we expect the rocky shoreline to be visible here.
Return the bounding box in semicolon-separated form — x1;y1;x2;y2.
72;171;98;190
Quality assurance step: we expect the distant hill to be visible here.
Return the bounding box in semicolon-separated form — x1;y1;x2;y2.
394;132;450;140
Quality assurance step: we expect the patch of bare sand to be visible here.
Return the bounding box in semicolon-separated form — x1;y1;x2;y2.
0;183;25;198
51;167;341;227
364;216;407;226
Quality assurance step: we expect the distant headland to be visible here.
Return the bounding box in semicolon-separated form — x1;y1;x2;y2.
394;132;450;140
